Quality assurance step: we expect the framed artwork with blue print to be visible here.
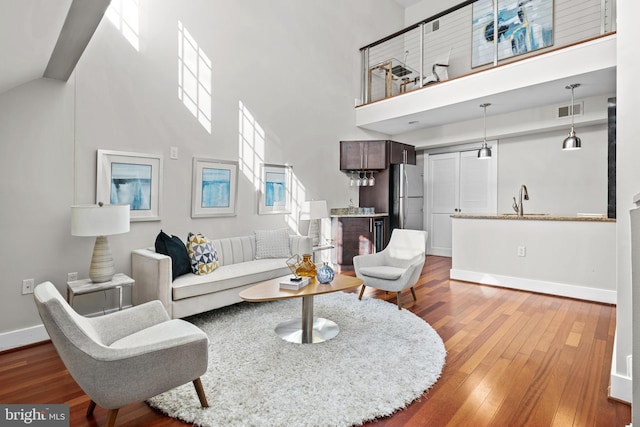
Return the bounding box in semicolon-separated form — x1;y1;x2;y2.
471;0;553;68
191;158;238;218
258;163;292;215
97;149;163;222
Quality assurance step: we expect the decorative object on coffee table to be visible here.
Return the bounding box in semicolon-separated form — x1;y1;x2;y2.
316;262;334;284
295;254;316;278
286;254;303;279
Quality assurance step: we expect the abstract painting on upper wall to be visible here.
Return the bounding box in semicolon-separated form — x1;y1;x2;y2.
97;149;163;221
472;0;553;68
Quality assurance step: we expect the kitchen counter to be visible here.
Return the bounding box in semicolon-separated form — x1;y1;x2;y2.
330;212;389;218
450;214;616;304
450;214;615;222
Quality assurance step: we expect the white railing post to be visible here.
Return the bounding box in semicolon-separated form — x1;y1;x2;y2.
493;0;499;66
419;22;425;88
361;48;369;104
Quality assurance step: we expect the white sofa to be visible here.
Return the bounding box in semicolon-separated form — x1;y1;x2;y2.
132;233;312;318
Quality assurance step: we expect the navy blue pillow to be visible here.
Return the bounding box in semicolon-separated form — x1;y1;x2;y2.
155;230;192;280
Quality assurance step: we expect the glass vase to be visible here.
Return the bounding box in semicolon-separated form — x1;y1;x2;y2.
295;254;317;278
316;262;334;284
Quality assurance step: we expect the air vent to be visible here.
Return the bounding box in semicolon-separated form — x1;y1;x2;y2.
432;20;440;32
557;102;583;118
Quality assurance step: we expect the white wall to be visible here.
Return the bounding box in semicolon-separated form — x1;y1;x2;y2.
415;99;610;219
497;124;608;216
0;0;405;347
615;0;640;408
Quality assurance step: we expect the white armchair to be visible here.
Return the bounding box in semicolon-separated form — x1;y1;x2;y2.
34;282;210;427
353;229;427;310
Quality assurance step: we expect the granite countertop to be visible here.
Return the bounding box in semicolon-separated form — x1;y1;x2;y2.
450;214;615;222
331;212;389;218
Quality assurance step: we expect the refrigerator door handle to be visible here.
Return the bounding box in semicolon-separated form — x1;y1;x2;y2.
402;166;409;228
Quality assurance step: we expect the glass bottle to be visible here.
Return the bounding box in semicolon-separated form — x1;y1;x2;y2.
295;254;317;278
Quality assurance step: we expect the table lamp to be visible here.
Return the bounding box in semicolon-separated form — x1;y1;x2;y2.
71;203;130;283
300;200;328;246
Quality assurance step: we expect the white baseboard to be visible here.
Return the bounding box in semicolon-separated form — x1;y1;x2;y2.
609;335;632;404
449;269;617;304
610;371;632;403
0;324;49;352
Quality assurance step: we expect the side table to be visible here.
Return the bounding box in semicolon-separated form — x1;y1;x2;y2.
67;273;135;312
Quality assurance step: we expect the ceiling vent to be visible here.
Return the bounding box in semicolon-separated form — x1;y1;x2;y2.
557;102;583;119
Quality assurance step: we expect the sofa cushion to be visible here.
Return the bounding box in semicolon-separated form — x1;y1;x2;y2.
255;228;291;259
155;231;192;281
172;258;290;301
187;232;219;275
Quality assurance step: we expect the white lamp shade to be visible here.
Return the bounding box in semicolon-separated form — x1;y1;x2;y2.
71;204;130;237
300;200;329;221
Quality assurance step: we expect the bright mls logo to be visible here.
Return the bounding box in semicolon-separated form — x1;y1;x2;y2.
1;405;69;426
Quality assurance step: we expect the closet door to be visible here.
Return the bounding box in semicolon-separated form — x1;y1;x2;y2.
428;152;459;257
427;148;497;257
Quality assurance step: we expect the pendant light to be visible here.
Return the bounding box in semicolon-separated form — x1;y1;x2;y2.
477;103;492;159
562;83;582;150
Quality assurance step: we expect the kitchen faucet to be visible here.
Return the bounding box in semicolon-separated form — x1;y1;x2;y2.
512;185;529;216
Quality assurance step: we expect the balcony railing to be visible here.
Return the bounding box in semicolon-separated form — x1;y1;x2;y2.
360;0;616;105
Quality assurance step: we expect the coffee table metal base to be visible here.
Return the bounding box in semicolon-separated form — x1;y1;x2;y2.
275;317;339;344
274;294;340;343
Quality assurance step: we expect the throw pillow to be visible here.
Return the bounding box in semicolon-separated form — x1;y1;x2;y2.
155;230;192;281
255;228;291;259
186;232;219;275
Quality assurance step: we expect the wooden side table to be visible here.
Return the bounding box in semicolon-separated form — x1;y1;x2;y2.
67;273;135;311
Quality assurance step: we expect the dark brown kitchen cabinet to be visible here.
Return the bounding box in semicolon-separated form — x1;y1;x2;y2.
331;216;387;266
389;142;416;165
339;140;387;170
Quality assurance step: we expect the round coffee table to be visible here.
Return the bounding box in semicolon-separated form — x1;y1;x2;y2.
239;274;363;344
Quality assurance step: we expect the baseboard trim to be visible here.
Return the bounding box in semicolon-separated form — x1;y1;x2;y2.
449;269;617;304
0;324;49;352
610;372;632;403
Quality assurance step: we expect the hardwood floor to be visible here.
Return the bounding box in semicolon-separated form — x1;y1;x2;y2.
0;256;630;426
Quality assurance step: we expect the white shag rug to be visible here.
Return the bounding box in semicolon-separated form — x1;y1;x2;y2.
147;291;446;427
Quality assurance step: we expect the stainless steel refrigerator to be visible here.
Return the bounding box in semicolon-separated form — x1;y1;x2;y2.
391;163;424;230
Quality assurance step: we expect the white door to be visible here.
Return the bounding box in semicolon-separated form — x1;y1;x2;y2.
428;153;459;257
427;147;497;257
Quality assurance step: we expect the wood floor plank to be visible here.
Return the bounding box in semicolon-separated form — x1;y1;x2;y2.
0;256;630;426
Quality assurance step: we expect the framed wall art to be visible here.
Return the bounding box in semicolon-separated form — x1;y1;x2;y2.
96;149;163;222
471;0;553;68
191;158;238;218
258;164;292;215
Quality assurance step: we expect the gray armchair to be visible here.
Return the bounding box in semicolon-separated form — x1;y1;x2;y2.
353;229;427;309
33;281;209;427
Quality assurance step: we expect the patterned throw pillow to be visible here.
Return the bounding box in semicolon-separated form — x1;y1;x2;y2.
186;232;219;275
255;228;291;259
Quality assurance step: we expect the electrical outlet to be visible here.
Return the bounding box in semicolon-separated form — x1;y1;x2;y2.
517;246;526;257
68;272;78;282
170;146;179;159
22;278;34;295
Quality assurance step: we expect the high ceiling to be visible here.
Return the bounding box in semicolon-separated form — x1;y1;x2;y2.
0;0;72;95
